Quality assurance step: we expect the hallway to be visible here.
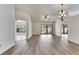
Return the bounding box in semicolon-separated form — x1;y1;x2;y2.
2;35;79;55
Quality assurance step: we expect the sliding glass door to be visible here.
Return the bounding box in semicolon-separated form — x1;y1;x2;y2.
41;24;53;34
62;24;68;34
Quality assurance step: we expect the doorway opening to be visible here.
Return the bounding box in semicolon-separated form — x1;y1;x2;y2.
15;20;27;41
61;24;68;40
41;24;53;35
62;24;68;34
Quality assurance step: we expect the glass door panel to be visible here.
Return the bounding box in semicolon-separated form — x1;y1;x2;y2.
41;24;53;34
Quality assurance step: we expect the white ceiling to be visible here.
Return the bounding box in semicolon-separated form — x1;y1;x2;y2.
15;4;79;22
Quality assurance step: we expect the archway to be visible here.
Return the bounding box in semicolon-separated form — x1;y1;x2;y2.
15;20;27;41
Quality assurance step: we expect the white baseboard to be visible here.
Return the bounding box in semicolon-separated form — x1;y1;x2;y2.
32;34;41;36
0;43;15;54
69;39;79;45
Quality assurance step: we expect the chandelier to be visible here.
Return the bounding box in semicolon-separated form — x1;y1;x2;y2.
42;15;49;20
59;4;67;21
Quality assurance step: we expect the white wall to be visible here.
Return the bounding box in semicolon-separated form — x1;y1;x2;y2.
55;19;62;37
67;14;79;44
15;10;32;39
0;5;15;54
32;23;41;35
27;18;32;39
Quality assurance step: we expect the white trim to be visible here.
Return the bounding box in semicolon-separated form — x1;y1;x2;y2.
0;43;15;54
69;39;79;45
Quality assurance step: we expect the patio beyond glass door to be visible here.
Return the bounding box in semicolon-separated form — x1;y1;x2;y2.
41;24;53;34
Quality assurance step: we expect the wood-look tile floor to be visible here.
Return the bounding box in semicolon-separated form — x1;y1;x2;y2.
2;35;79;55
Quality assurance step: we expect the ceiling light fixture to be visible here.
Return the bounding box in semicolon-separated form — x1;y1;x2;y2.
44;15;48;20
59;4;67;21
42;15;49;20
